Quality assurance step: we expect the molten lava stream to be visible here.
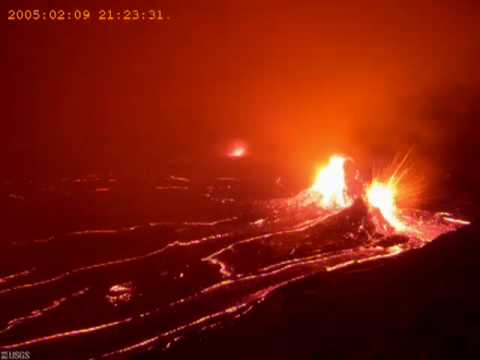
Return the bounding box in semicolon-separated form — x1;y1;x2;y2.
0;155;470;358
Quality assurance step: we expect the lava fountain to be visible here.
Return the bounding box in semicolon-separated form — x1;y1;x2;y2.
303;153;468;239
310;155;351;209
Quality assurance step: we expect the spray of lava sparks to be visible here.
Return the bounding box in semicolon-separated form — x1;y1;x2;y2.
366;179;405;231
310;155;351;209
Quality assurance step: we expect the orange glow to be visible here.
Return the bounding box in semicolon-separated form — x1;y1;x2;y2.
310;155;350;209
366;179;405;231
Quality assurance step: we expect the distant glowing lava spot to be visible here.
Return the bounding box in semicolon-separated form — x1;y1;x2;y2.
310;155;351;209
228;143;247;158
367;180;405;231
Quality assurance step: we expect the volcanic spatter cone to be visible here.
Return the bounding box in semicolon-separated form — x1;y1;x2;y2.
273;154;468;251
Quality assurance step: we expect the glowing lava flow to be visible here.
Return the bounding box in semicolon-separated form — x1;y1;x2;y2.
310;155;351;209
0;169;470;358
366;180;405;231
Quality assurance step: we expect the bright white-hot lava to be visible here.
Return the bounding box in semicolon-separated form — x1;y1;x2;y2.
366;180;405;231
310;155;351;209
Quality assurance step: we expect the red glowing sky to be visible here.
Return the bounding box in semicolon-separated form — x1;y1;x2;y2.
1;0;480;183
